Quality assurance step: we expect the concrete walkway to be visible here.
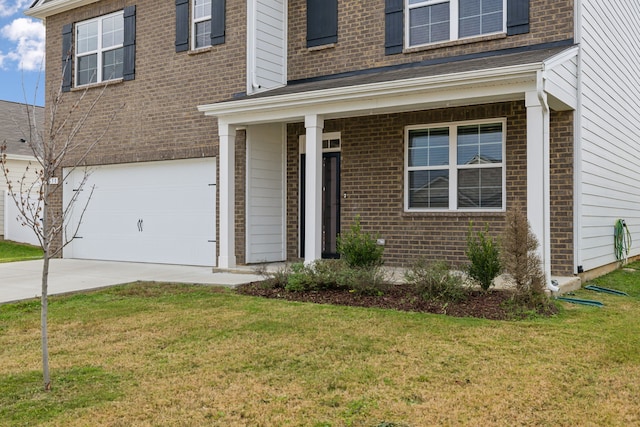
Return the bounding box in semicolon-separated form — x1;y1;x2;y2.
0;259;262;304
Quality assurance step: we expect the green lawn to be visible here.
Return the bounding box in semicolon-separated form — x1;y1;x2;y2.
0;240;42;263
1;265;639;426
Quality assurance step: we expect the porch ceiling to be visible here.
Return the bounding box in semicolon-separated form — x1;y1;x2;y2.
198;44;578;125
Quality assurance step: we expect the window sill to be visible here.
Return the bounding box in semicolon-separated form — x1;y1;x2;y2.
188;46;212;55
404;32;507;54
403;209;506;217
72;78;123;92
307;43;336;52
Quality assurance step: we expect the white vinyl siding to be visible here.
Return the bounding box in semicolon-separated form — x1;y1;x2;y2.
578;1;640;270
1;158;40;244
246;124;286;263
247;0;286;94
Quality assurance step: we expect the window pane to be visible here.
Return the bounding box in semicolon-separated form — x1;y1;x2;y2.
195;20;212;48
409;128;449;167
457;123;502;164
458;0;503;38
194;0;212;20
77;54;97;85
103;47;124;80
458;167;502;208
76;21;98;54
102;14;124;49
410;170;449;208
410;2;450;45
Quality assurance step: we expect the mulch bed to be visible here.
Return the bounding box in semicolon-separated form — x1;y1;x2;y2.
235;282;529;321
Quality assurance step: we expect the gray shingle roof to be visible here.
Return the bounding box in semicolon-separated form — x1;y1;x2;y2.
0;100;44;157
239;44;573;101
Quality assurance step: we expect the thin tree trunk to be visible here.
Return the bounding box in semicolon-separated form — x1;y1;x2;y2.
41;253;51;391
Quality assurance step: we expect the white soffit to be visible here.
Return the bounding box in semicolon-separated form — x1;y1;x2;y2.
26;0;102;19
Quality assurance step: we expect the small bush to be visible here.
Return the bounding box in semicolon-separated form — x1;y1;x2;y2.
466;222;502;291
285;263;316;292
404;260;468;302
501;209;552;311
337;215;384;268
283;260;349;292
338;266;390;296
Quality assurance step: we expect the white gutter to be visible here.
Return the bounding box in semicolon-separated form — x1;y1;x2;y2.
198;62;543;118
25;0;101;19
4;153;38;162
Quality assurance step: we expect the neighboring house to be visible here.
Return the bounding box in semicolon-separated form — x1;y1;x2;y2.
0;100;43;245
25;0;640;282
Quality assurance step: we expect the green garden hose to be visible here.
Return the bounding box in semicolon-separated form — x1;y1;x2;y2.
614;219;632;262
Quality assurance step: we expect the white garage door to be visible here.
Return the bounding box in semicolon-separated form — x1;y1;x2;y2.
63;158;216;266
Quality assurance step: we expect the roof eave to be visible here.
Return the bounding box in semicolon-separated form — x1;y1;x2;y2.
26;0;102;19
198;62;543;123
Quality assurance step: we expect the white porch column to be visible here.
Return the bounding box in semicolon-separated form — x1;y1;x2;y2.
218;121;236;269
525;91;552;282
304;114;324;264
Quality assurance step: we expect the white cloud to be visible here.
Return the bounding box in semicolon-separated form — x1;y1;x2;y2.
0;0;32;18
1;17;45;71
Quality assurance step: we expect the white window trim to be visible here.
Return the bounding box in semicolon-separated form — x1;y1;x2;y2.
192;0;212;50
405;0;507;49
404;118;507;212
75;10;124;87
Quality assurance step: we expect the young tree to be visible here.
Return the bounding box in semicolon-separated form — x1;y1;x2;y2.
0;67;120;391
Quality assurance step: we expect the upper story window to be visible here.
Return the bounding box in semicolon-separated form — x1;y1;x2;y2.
75;11;124;86
406;0;505;47
175;0;225;52
193;0;212;49
405;119;505;211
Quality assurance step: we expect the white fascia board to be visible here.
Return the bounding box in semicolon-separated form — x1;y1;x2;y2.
5;154;38;162
26;0;101;19
198;63;542;124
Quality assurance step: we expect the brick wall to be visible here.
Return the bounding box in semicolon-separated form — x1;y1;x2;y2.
43;0;248;258
43;0;247;168
287;102;574;276
287;0;574;81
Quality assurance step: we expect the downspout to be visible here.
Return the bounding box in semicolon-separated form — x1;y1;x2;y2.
536;68;560;293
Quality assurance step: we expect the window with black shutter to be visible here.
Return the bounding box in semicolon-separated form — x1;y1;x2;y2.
307;0;337;48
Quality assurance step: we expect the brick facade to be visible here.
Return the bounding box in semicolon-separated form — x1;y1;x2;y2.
286;102;574;275
287;0;574;81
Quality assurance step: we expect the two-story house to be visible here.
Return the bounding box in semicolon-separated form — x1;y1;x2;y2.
26;0;640;284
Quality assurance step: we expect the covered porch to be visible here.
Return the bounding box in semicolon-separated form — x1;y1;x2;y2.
199;44;579;286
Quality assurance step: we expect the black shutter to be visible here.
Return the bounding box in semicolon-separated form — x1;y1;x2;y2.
385;0;403;55
306;0;337;48
61;23;73;92
175;0;189;52
211;0;225;45
507;0;530;35
123;6;136;81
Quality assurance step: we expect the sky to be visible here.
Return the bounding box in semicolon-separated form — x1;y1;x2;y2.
0;0;45;106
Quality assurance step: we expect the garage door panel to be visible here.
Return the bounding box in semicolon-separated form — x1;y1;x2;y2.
64;158;216;266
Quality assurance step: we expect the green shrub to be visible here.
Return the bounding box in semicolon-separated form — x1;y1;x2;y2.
285;263;316;292
466;222;502;291
337;266;390;296
337;215;384;268
284;260;349;292
404;260;468;302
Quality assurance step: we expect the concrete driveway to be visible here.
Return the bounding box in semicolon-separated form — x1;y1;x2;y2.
0;259;262;304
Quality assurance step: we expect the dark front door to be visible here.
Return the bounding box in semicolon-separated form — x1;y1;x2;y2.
300;152;341;258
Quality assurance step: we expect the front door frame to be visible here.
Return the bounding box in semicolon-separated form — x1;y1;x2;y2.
299;132;341;259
